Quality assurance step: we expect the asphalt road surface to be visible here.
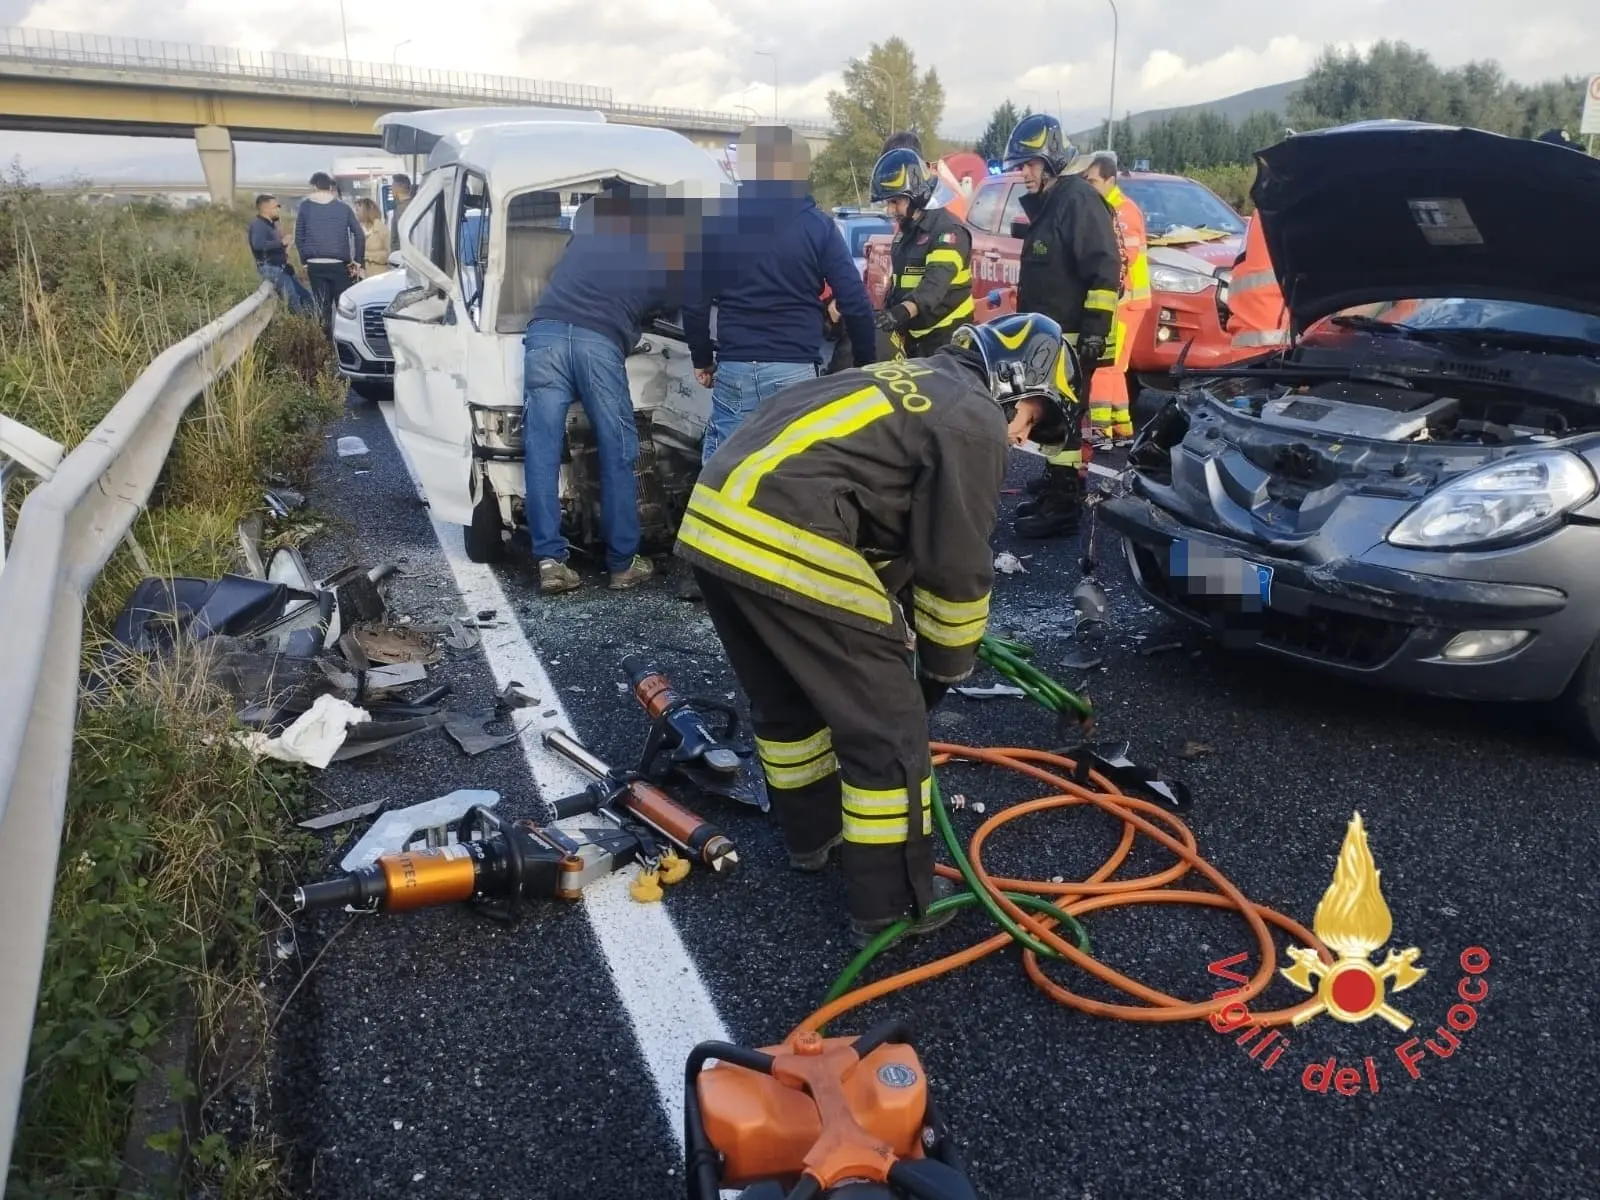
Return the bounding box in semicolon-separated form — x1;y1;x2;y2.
272;395;1600;1200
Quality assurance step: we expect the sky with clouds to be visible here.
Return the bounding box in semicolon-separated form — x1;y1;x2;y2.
1;0;1595;177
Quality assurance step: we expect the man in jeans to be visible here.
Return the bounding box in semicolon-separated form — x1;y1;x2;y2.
247;194;312;314
294;172;365;331
522;185;691;595
684;125;877;463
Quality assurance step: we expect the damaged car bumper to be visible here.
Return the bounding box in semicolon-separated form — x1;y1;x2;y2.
1100;491;1588;702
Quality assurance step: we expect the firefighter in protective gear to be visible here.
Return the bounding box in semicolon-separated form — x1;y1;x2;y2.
870;148;975;359
675;312;1077;947
1227;213;1289;353
1077;150;1149;444
1002;113;1122;541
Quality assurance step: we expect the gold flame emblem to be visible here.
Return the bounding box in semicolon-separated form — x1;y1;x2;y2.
1282;812;1426;1030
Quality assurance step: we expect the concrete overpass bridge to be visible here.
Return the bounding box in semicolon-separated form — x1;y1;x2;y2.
0;27;836;204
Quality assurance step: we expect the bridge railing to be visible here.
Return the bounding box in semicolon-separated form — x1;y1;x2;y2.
0;26;833;134
0;280;277;1179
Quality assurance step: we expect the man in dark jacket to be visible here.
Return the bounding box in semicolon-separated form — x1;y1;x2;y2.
684;124;878;463
1002;114;1122;539
870;149;974;358
247;194;312;315
522;183;694;597
676;312;1076;946
294;173;366;332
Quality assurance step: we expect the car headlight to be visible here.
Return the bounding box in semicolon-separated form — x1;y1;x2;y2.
336;293;357;318
1387;450;1597;550
1149;264;1215;295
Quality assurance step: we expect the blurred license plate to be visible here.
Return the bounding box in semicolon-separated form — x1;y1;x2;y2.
1168;540;1273;608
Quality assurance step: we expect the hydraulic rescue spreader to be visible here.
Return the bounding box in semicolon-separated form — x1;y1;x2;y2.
292;729;738;920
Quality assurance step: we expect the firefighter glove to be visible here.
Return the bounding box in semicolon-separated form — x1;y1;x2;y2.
919;676;952;711
876;304;911;333
1078;335;1106;366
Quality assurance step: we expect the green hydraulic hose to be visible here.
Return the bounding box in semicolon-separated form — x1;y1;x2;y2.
815;636;1095;1031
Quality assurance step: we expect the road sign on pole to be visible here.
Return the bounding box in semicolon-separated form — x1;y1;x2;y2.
1581;74;1600;136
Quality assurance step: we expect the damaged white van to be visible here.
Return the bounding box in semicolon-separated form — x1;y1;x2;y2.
386;120;731;563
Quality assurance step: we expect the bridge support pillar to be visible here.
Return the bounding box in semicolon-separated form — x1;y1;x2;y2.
193;125;236;207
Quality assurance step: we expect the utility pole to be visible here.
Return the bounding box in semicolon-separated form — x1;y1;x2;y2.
1106;0;1119;152
755;51;777;120
337;0;355;102
861;62;898;135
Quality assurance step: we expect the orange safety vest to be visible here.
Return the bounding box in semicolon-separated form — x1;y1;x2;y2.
1228;214;1289;351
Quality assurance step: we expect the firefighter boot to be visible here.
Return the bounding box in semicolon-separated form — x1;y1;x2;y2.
1014;467;1083;539
1015;465;1082;519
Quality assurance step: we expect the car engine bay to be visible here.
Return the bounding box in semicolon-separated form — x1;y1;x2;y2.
1195;377;1592;446
1124;367;1600;535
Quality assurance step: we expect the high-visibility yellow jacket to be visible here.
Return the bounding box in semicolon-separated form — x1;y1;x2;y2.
674;353;1007;683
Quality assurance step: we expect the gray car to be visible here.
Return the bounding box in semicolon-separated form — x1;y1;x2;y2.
1101;120;1600;747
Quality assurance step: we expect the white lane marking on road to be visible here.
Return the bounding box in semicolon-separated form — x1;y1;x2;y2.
377;403;729;1150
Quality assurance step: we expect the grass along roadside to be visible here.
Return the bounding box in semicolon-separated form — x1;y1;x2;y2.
2;175;345;1198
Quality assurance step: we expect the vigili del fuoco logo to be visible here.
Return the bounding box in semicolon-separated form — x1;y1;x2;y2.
1207;812;1491;1094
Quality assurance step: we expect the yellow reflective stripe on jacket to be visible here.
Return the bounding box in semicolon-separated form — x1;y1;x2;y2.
908;293;975;337
722;386;893;505
912;587;989;648
756;730;838;790
842;777;934;843
925;247;972;285
686;483;885;597
1125;252;1152;304
678;511;895;625
1085;288;1118;314
1230;269;1279;295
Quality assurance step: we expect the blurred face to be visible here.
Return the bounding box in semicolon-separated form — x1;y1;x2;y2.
259;199;281;220
1020;160;1050;193
1084;168;1112;196
885;196;911;221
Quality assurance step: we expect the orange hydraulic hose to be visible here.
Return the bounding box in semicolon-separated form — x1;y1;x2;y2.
793;743;1333;1036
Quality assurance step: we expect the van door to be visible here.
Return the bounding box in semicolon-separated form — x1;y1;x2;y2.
385;167;478;526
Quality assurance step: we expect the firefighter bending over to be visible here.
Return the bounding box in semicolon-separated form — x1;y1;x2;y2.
1003;113;1122;540
674;313;1078;946
870;148;975;359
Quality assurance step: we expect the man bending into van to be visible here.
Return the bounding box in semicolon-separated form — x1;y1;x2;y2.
522;184;689;595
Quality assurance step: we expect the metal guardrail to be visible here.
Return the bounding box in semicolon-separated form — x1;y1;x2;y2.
0;280;277;1179
0;26;835;136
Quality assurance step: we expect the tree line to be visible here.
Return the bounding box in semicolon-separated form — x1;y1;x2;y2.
809;38;1592;209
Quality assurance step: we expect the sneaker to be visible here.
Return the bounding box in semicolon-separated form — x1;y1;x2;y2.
849;875;961;948
788;833;842;873
608;555;656;590
539;558;581;595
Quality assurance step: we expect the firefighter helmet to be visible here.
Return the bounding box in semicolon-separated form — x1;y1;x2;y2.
1002;113;1073;175
869;148;935;206
950;313;1080;433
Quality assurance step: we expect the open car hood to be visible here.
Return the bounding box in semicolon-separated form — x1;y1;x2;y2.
1251;121;1600;333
